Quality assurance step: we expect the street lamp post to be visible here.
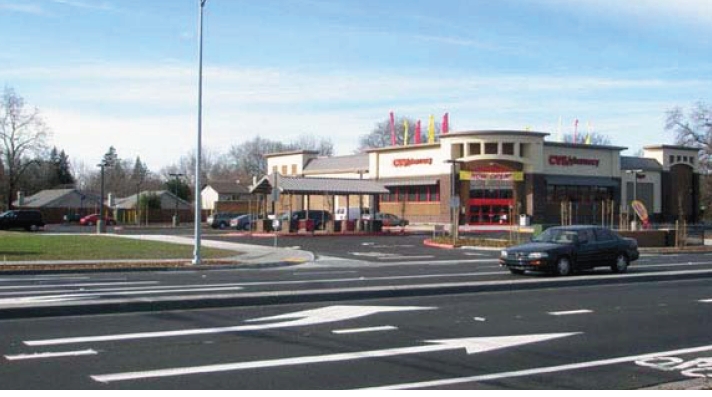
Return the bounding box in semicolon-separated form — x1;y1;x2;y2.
97;162;107;234
169;173;185;227
193;0;207;265
445;159;465;244
96;149;116;234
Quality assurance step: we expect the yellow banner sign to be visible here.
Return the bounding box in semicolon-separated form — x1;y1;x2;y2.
460;171;523;181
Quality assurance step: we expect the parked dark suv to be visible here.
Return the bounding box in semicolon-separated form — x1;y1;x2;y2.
272;210;332;231
499;225;639;276
0;210;45;231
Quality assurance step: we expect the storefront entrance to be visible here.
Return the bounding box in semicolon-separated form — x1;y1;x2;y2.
468;196;513;224
463;165;518;225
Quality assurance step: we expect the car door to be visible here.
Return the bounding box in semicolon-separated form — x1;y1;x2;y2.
593;228;617;266
575;229;598;269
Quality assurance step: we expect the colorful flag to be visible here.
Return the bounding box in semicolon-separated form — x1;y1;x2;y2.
442;112;449;134
403;119;409;145
389;111;396;146
415;120;422;144
573;118;579;144
428;115;435;143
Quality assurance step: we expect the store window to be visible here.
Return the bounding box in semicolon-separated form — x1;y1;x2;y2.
485;142;498;155
381;185;440;203
469;143;481;155
502;142;514;155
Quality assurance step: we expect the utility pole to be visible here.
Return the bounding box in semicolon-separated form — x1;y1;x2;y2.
96;148;116;234
169;173;185;227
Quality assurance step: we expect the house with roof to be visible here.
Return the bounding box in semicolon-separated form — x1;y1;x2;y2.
113;190;191;211
13;188;101;223
112;190;192;224
200;181;254;214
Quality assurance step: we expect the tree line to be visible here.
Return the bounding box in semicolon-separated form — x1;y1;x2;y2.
2;85;710;216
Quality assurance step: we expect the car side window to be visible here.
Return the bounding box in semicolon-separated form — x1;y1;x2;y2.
594;228;615;242
579;229;596;244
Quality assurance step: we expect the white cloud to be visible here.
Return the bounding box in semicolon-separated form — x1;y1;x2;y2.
0;2;45;15
537;0;712;29
49;0;116;12
9;61;708;171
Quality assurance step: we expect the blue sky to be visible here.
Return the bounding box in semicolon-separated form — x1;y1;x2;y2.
1;0;711;173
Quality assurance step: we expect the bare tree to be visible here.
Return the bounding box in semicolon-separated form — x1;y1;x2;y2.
225;134;334;180
561;131;612;145
666;102;712;220
666;102;711;172
357;116;441;152
0;87;50;209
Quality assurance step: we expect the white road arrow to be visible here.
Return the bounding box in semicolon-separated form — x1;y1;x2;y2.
91;332;579;383
25;305;434;346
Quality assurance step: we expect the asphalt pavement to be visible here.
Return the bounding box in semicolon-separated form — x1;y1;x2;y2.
1;279;711;389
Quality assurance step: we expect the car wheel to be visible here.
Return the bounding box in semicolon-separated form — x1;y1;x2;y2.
219;222;227;229
509;268;525;275
555;257;572;276
611;254;629;274
88;221;94;226
29;224;39;232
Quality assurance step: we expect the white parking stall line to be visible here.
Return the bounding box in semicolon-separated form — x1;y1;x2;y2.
0;281;160;290
699;299;712;303
0;285;247;306
5;349;98;361
547;310;593;316
377;256;435;261
332;326;398;334
292;271;359;276
0;283;243;298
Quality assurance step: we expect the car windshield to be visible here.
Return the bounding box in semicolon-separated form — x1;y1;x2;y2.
532;228;579;244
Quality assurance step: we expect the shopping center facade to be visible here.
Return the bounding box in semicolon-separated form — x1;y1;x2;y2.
262;130;700;226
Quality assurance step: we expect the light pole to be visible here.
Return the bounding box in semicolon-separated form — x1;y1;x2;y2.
626;169;643;230
169;173;185;227
96;149;116;234
193;0;207;265
97;162;107;234
445;159;465;244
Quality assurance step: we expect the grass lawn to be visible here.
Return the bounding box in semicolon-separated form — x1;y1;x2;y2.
0;232;237;261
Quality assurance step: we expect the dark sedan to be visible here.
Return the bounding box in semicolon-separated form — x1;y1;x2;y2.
499;225;639;276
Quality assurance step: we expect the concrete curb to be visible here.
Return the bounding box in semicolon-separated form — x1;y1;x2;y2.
3;268;712;320
0;260;304;275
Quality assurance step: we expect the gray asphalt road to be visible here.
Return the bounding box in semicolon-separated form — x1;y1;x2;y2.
2;235;712;307
1;278;710;389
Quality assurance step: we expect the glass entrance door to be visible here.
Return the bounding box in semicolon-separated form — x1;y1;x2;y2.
467;186;514;224
468;200;512;224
